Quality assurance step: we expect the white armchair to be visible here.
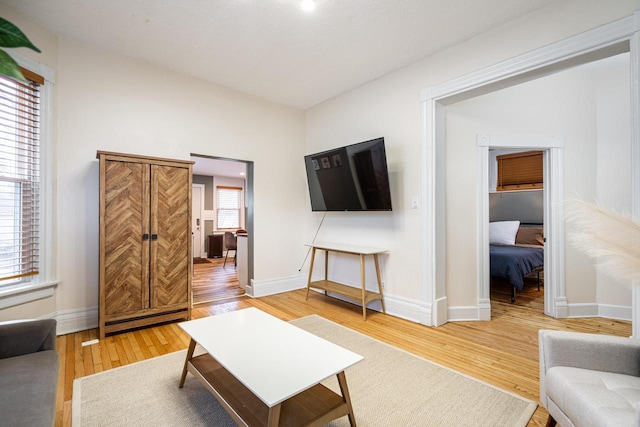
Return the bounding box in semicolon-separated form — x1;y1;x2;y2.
539;329;640;427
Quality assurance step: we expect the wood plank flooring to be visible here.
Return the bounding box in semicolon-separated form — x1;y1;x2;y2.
192;257;245;304
56;287;631;427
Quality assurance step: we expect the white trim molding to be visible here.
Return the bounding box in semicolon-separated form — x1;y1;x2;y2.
567;303;632;321
0;280;59;310
421;12;639;326
54;306;99;336
476;134;564;320
246;275;306;298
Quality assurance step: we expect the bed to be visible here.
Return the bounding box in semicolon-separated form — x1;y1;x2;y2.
489;222;544;303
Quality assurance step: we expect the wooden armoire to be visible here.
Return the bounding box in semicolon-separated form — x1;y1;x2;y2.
97;151;193;339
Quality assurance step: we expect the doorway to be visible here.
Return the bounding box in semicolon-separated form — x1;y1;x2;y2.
190;154;254;305
478;139;562;319
420;19;637;326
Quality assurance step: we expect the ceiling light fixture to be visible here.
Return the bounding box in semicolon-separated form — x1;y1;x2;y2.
300;0;316;12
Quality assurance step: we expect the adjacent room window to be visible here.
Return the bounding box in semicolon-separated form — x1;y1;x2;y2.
496;150;543;191
216;186;242;229
0;69;43;286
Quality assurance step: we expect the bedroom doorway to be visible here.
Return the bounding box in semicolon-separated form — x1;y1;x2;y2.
477;136;563;319
488;148;544;310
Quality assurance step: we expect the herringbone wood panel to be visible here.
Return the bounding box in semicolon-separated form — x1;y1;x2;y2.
151;165;190;308
103;161;147;315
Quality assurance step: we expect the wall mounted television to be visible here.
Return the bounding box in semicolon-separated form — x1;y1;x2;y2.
304;137;392;211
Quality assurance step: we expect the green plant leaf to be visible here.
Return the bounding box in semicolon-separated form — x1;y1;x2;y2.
0;49;27;81
0;17;40;52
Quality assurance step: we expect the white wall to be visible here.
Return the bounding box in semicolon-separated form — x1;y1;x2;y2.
304;0;638;321
0;5;308;327
594;60;633;308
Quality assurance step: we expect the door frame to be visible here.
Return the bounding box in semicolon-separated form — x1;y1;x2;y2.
190;154;255;286
192;183;205;258
476;135;565;320
419;12;640;327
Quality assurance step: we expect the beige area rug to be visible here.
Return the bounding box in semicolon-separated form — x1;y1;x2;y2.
72;315;536;426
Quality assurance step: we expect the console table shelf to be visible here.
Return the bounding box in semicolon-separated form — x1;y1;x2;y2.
306;243;387;320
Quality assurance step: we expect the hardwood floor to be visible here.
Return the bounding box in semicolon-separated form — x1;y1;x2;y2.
56;288;631;427
192;256;245;304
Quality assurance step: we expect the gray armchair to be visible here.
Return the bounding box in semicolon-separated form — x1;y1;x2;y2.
0;319;59;426
539;329;640;427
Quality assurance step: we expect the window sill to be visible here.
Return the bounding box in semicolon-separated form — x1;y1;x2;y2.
0;279;60;310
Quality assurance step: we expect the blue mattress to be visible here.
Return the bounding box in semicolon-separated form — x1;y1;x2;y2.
490;244;544;291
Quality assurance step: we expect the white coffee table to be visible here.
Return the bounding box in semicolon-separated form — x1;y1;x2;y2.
178;308;363;426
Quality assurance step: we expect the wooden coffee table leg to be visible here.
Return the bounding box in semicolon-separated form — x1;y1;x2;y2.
267;403;282;427
337;371;356;426
179;338;197;388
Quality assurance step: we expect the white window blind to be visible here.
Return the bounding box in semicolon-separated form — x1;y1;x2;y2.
216;186;242;229
0;70;41;284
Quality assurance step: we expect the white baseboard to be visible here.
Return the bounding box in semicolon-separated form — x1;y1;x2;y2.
598;304;632;321
309;288;426;324
567;302;631;321
246;275;307;298
446;301;632;322
42;290;633;337
447;305;483;322
51;306;99;336
566;303;598;318
381;293;425;324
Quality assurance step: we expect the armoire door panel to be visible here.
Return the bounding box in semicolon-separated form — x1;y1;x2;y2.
150;164;190;308
103;160;150;315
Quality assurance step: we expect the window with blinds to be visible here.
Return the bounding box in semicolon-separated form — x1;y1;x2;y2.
496;150;543;191
0;69;42;285
216;186;242;229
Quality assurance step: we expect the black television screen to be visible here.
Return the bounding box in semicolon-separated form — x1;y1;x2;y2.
304;137;392;211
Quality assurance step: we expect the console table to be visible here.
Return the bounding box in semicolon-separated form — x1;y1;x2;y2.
305;242;387;320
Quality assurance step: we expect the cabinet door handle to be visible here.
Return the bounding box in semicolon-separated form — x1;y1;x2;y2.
151;234;158;240
142;234;150;240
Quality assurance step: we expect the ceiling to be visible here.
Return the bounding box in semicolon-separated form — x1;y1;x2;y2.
5;0;558;109
191;156;246;177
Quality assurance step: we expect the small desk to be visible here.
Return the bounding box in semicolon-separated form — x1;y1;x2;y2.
305;242;387;320
178;308;363;426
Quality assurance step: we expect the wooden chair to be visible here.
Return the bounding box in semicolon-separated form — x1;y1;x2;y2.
223;231;237;268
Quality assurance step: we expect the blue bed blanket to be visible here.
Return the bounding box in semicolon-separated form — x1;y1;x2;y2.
490;244;544;290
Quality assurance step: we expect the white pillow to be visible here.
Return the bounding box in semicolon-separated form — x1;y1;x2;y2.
489;221;520;245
